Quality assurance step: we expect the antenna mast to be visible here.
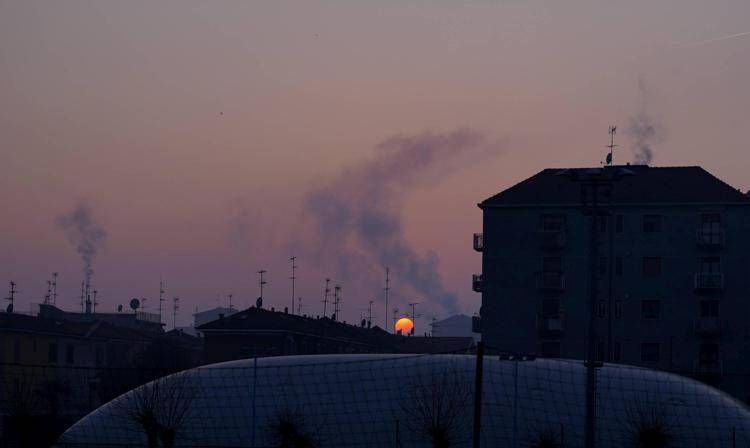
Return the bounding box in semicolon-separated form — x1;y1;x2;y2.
257;270;267;302
228;293;234;310
606;125;618;166
52;273;58;306
408;302;421;335
6;281;17;313
80;281;85;313
172;296;180;330
322;278;330;317
159;278;166;324
384;267;390;333
289;256;297;315
333;284;342;321
368;300;373;328
45;279;52;305
93;289;98;313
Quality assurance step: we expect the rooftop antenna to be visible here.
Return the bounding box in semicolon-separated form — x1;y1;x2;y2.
52;273;58;306
368;300;374;329
392;306;400;332
172;296;180;330
6;281;17;313
80;281;85;313
605;125;618;166
384;267;390;333
44;279;52;305
93;289;99;313
322;278;331;317
159;277;166;324
84;279;92;314
408;302;421;335
257;270;267;304
289;256;297;315
297;296;302;315
228;293;234;310
333;284;342;321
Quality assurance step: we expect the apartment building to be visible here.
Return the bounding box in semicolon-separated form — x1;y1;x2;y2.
474;165;750;401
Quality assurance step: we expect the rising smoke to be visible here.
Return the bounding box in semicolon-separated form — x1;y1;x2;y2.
304;128;491;316
56;201;107;287
627;78;664;165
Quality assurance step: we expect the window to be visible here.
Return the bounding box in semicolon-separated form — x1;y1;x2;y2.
541;341;561;358
699;256;721;274
597;301;606;318
642;257;662;277
599;255;607;276
641;343;660;363
48;343;58;364
700;300;719;318
542;256;562;273
641;299;660;319
699;343;719;367
66;344;74;365
599;216;608;232
643;214;662;233
596;340;605;361
540;214;565;232
700;213;722;233
615;257;623;276
615;214;624;233
614;301;623;319
541;298;560;318
613;341;622;362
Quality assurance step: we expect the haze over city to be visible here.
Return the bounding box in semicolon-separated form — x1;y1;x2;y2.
2;0;749;330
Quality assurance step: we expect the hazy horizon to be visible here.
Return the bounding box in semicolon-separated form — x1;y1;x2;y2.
2;0;749;331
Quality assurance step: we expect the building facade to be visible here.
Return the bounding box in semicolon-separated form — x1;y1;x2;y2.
475;165;750;401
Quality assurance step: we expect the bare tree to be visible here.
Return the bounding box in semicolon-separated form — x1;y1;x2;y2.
266;407;317;448
401;367;472;448
118;371;199;448
624;403;672;448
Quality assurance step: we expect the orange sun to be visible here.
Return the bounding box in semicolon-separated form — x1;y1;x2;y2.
395;317;414;335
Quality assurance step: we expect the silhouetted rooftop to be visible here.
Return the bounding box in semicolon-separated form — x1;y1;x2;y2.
480;165;750;207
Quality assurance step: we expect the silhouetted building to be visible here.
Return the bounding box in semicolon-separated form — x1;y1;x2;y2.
431;314;480;342
38;304;163;333
475;165;750;401
198;307;474;363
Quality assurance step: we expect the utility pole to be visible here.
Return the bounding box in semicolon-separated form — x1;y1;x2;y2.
322;278;331;318
172;296;180;330
472;341;485;448
289;257;297;315
384;267;390;333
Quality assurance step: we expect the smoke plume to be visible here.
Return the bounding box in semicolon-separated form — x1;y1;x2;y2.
304;128;491;316
627;78;663;165
56;201;107;287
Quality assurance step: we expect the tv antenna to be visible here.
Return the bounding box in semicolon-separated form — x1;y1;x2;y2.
384;267;390;333
80;281;85;313
289;256;297;315
322;278;331;317
257;270;267;303
333;284;342;321
605;125;618;166
44;279;52;305
6;281;17;313
93;290;99;313
408;302;421;335
51;272;58;305
297;296;302;315
368;300;374;328
172;296;180;329
228;293;234;310
159;277;166;324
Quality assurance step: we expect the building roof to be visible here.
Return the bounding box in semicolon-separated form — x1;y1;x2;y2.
0;312;154;343
480;165;750;207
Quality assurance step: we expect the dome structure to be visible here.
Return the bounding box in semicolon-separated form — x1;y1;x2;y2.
57;354;750;447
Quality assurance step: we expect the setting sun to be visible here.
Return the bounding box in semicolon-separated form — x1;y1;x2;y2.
394;317;414;335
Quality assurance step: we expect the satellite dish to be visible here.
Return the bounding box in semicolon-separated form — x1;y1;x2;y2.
117;304;123;312
6;304;12;313
255;297;263;309
129;298;140;311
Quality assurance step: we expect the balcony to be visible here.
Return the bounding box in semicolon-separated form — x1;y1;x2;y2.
537;315;564;335
539;231;566;251
694;317;723;336
472;274;483;293
537;272;565;291
473;233;484;252
694;273;724;291
696;229;725;248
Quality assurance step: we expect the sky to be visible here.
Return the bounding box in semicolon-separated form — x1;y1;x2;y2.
1;0;749;331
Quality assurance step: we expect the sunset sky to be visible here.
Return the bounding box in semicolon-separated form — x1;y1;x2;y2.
2;1;749;331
